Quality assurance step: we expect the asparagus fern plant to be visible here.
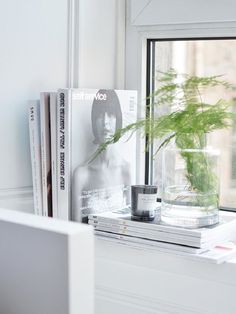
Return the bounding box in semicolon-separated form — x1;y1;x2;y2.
92;69;236;202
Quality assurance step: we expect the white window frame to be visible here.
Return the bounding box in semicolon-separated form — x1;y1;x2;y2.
125;0;236;192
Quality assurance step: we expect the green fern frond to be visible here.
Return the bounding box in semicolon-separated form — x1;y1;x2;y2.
92;69;236;195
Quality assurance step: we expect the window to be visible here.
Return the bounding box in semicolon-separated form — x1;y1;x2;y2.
232;103;236;188
146;38;236;210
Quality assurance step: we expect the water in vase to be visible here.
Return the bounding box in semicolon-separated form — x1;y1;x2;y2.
161;185;219;228
161;148;220;228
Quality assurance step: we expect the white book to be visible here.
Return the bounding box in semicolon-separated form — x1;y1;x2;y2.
50;92;58;218
89;209;236;248
57;89;137;221
28;100;43;216
40;92;52;217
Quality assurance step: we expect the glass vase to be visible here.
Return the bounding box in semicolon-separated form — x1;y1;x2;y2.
161;148;220;228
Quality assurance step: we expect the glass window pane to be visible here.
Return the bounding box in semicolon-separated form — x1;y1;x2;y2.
151;39;236;209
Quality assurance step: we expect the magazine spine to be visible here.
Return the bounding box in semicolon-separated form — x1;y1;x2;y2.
40;92;52;217
57;89;71;220
28;101;43;216
50;92;58;218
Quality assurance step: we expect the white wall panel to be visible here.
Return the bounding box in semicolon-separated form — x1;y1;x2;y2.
77;0;125;89
0;0;125;211
0;0;68;190
0;0;68;208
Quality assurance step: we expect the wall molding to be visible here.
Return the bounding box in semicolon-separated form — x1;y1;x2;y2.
0;186;33;200
0;187;33;213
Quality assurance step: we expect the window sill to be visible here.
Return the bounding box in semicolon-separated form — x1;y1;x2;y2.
95;236;236;314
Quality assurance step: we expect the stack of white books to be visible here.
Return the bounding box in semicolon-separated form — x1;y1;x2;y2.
88;208;236;264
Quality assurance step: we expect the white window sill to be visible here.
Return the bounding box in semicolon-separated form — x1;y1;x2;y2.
95;236;236;314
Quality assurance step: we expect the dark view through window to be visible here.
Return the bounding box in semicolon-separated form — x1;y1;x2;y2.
147;39;236;210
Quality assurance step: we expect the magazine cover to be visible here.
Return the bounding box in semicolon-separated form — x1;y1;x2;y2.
57;89;137;222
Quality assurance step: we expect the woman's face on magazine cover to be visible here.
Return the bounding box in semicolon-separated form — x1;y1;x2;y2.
95;111;116;143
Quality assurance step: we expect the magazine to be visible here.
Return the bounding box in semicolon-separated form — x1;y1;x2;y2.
49;92;58;218
89;208;236;248
57;89;137;221
40;92;52;217
28;100;43;216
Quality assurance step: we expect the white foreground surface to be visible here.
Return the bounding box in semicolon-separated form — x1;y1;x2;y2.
95;236;236;314
1;207;236;314
0;209;94;314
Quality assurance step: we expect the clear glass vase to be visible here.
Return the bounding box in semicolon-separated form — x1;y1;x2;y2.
161;148;220;228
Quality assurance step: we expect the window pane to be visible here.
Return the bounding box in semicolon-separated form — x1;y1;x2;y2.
151;39;236;209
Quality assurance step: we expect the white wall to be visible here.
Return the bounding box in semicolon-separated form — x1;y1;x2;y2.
0;0;69;212
77;0;125;89
1;0;235;211
0;0;125;212
5;0;235;211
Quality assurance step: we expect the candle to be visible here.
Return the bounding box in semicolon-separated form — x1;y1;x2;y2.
131;185;160;221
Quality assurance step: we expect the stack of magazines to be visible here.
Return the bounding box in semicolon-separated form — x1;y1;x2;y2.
28;89;137;221
89;207;236;263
